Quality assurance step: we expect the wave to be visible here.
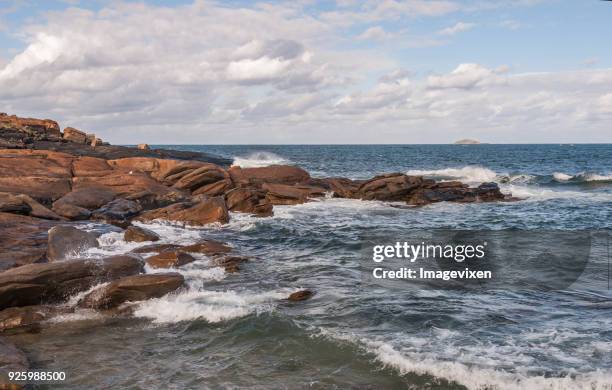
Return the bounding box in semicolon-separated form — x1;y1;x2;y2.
553;171;612;183
318;330;612;390
232;151;290;168
133;288;294;324
406;166;498;184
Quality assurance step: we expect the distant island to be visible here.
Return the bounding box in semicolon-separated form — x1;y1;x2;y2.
454;139;481;144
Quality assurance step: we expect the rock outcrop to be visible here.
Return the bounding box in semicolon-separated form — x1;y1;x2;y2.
228;165;310;187
138;197;229;226
124;226;160;243
225;188;273;216
0;255;144;310
0;213;55;271
145;251;196;269
46;226;100;261
78;273;184;310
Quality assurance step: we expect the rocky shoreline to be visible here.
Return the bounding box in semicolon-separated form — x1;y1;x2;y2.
0;114;515;388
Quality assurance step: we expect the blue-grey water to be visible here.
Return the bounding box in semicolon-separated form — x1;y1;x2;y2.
10;144;612;389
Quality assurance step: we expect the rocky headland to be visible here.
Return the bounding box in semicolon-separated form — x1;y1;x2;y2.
0;114;515;386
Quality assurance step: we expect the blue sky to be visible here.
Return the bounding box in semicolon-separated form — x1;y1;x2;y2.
0;0;611;143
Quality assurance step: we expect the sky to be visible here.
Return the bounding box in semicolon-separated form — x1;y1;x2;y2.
0;0;611;144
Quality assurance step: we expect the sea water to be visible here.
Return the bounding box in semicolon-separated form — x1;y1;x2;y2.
9;144;612;389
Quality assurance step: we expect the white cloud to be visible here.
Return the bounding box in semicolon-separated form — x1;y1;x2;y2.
438;22;475;36
427;63;497;89
0;1;610;143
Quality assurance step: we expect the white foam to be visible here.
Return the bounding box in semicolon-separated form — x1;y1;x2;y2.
502;184;612;202
553;171;612;183
406;166;498;184
232;151;290;168
553;172;573;181
133;288;294;324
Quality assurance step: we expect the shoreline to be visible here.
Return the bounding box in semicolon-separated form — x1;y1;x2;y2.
0;113;517;388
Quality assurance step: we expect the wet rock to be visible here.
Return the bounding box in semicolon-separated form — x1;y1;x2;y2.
0;305;68;333
318;177;361;198
225;188;273;217
358;173;423;201
46;226;100;261
0;213;55;271
138;197;229;226
262;183;325;205
214;256;249;273
78;273;184;310
91;198;142;226
475;182;506;202
0;255;144;310
0;337;29;386
181;240;232;256
124;226;160;243
145;251;196;269
228;165;310;186
13;194;62;220
51;203;91;220
131;243;183;254
287;290;313;301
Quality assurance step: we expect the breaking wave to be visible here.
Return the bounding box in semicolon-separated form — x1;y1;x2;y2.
232;151;290;168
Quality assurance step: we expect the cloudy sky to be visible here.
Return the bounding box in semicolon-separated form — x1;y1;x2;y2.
0;0;611;144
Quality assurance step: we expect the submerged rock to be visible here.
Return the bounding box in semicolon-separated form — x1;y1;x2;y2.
78;273;184;310
124;226;160;243
0;337;29;383
287;290;313;302
145;251;196;269
0;305;69;333
46;226;100;261
181;240;232;256
214;255;249;273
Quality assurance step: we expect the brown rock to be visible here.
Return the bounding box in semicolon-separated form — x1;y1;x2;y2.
46;226;100;261
225;188;273;216
288;290;313;301
228;165;310;186
181;240;232;256
0;193;31;215
154;161;207;184
124;226;160;243
0;255;144;310
137;144;150;150
63;127;88;144
214;256;249;273
78;273;184;310
0;213;54;271
262;183;325;205
0;113;61;140
145;251;196;269
0;305;68;333
359;173;423;201
72;156;113;177
0;149;73;203
51;203;91;220
172;164;228;192
319;178;361;198
192;178;233;196
139;197;229;226
131;243;183;254
13;194;62;220
72;172;185;208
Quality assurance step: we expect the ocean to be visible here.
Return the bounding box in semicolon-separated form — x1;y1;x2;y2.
9;144;612;389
